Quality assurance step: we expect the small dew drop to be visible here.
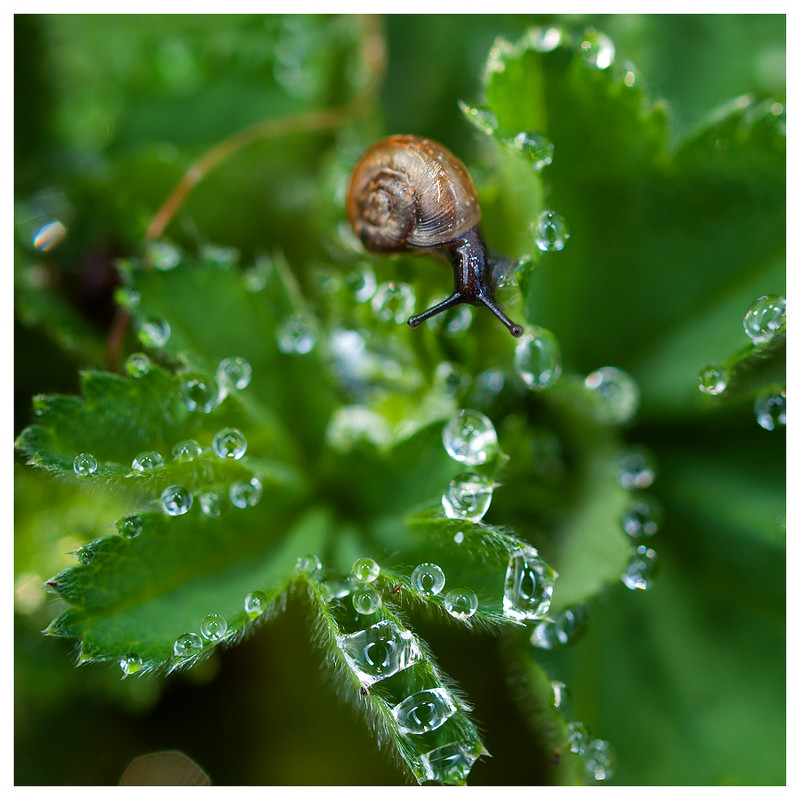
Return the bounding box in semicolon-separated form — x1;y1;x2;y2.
173;632;203;658
125;352;152;378
754;390;786;431
212;427;247;460
171;439;201;461
200;613;227;641
160;485;193;516
453;530;465;545
506;131;554;169
229;477;262;509
442;409;498;466
131;451;165;472
137;318;171;348
621;544;658;591
585;366;640;424
73;543;97;565
530;605;588;649
277;315;317;355
585;738;616;782
621;496;662;538
392;687;457;735
182;377;220;414
550;680;569;710
578;29;615;69
371;281;416;324
115;286;140;309
743;295;785;344
198;491;221;518
244;591;268;618
411;563;446;597
617;447;657;490
352;557;380;583
533;209;570;252
567;721;589;755
216;356;253;392
352;586;382;615
698;363;729;396
347;264;378;303
458;100;499;136
73;452;98;477
117;515;143;539
145;240;181;271
120;653;143;676
514;327;562;390
442;472;494;522
525;26;564;52
296;554;323;577
503;547;556;621
444;587;479;619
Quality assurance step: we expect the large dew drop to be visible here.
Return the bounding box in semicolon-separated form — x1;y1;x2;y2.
743;295;785;344
585;366;640;424
73;453;97;477
173;632;203;658
513;327;562;390
200;613;227;641
754;390;786;431
352;557;380;583
419;742;480;785
352;586;382;615
442;409;498;466
444;588;479;619
337;619;421;687
533;209;569;252
160;485;193;516
392;687;457;735
442;473;493;522
212;427;247;460
131;451;165;472
411;563;446;597
296;554;323;577
503;547;556;621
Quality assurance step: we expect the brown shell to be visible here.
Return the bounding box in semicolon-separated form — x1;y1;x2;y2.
346;135;482;253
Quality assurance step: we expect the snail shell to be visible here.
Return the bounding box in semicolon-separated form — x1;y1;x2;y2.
346;134;523;337
346;134;481;252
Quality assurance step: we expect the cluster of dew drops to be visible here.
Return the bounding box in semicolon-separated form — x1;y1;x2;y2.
698;294;786;431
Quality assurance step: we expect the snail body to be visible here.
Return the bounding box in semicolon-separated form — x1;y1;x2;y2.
346;134;523;337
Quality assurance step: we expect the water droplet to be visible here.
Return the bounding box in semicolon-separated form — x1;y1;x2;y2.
160;484;193;516
171;439;201;461
621;544;658;590
73;543;97;565
585;738;616;781
567;721;589;755
137;317;171;348
506;131;554;169
32;219;68;252
486;36;514;76
453;530;465;545
73;452;97;477
277;315;316;355
125;352;152;378
514;327;562;390
371;281;416;324
616;447;657;490
131;451;165;472
182;377;220;413
352;557;380;583
216;356;253;393
411;563;446;597
352;586;382;615
337;619;421;686
322;575;356;600
120;653;143;676
698;363;730;396
296;554;323;577
244;591;268;618
533;209;570;252
199;613;227;641
212;427;247;460
754;390;786;431
347;265;377;302
145;240;181;271
578;29;615;69
743;295;785;344
621;496;662;538
550;680;569;710
503;547;556;621
117;515;143;539
198;491;221;518
530;605;588;649
444;587;479;619
115;286;141;309
392;687;457;735
585;366;640;424
442;409;498;466
173;632;203;658
419;742;480;785
525;25;564;52
442;473;494;522
229;477;262;509
458;101;499;136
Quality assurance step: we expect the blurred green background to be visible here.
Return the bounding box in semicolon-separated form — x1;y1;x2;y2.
14;14;785;785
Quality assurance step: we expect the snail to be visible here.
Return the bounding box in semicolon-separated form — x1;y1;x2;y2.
346;134;524;337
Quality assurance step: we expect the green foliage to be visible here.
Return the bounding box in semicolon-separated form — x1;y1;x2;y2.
15;14;784;786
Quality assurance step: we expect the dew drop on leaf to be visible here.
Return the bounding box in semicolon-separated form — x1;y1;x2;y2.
442;473;493;522
616;447;657;490
392;687;457;735
173;632;203;658
229;477;262;509
419;742;480;784
125;352;152;378
296;554;323;577
411;563;446;597
621;496;662;537
698;363;729;395
578;29;615;69
352;586;382;615
277;315;316;355
200;613;227;641
443;587;478;619
182;377;220;414
216;356;252;392
457;100;499;136
743;294;785;344
584;738;616;782
137;317;171;348
506;131;554;169
337;619;421;686
533;209;570;252
513;327;562;390
160;485;193;516
117;514;143;539
120;653;143;676
754;390;786;430
132;451;165;472
212;427;247;460
198;491;221;518
584;366;640;424
530;605;588;649
171;439;201;461
442;409;498;466
73;452;97;477
503;547;556;621
244;591;267;618
352;557;379;583
567;721;589;755
620;544;658;591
